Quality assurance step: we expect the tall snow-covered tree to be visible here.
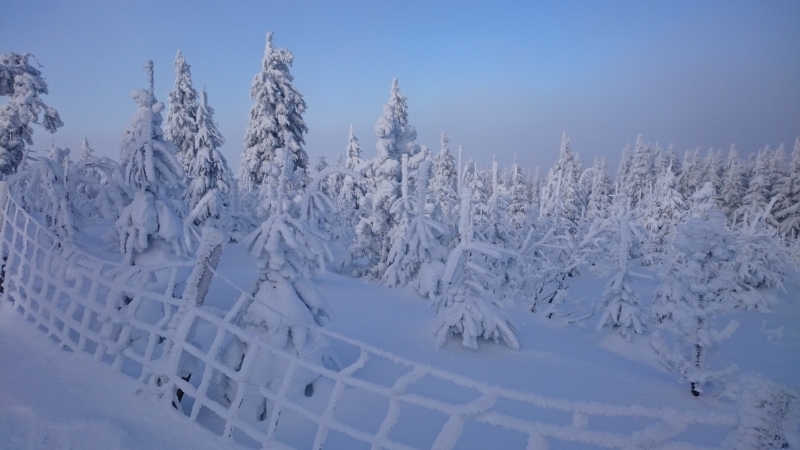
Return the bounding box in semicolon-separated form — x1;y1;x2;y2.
336;125;366;217
184;89;232;235
430;132;458;222
0;52;63;177
164;50;198;175
507;159;529;229
585;157;612;222
239;32;309;194
614;143;633;204
702;148;723;195
641;163;686;253
651;211;739;396
737;146;774;226
627;135;652;210
720;145;745;221
774;138;800;237
679;148;703;198
352;78;420;276
540;133;582;225
116;61;186;265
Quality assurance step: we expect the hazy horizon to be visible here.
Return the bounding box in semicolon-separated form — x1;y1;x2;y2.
2;0;799;174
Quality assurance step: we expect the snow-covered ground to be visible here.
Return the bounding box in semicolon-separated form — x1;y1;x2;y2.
2;238;798;449
0;306;242;450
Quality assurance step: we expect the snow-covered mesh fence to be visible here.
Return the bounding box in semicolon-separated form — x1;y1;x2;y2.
0;184;794;450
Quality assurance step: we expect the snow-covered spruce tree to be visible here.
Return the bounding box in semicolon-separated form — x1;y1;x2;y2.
702;148;723;195
650;209;740;396
80;137;93;160
222;153;334;420
352;78;420;277
774;137;800;238
613;143;633;207
430;132;458;223
382;157;448;292
679;148;704;198
729;198;787;311
184;89;232;242
333;125;367;239
116;61;187;265
507;159;529;229
433;185;519;350
737;147;774;226
720;145;745;222
0;52;63;177
239;32;309;196
596;208;647;341
641;163;686;256
540;133;582;227
8;147;75;241
164;50;199;176
626;134;652;210
585;157;612;222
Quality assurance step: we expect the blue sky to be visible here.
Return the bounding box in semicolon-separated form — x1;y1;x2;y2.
2;0;799;174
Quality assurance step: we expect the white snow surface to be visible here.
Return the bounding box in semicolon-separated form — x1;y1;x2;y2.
2;233;799;449
0;306;241;450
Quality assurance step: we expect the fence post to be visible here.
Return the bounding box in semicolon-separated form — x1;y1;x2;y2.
155;226;227;409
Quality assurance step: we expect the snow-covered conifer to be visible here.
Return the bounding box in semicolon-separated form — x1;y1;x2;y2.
352;78;419;276
382;159;448;289
336;125;366;219
614;143;633;203
540;133;582;224
679;148;703;198
223;155;334;419
184;89;232;238
433;186;519;350
9;147;75;240
720;145;745;221
0;52;63;177
430;132;458;222
774;137;800;237
627;135;652;209
164;50;198;175
596;209;646;341
702;148;723;195
651;211;739;396
737;146;774;226
641;163;686;254
239;32;309;194
507;160;529;229
585;157;612;222
80;137;93;160
729;201;787;311
116;61;186;264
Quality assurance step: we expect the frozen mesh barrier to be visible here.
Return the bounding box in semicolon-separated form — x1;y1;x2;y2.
0;181;796;450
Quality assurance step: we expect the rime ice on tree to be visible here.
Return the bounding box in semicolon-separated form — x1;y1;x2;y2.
116;61;187;265
0;53;63;177
184;89;232;239
164;50;199;176
239;32;309;195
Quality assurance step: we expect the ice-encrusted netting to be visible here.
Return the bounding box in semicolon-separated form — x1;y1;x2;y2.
0;182;795;450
